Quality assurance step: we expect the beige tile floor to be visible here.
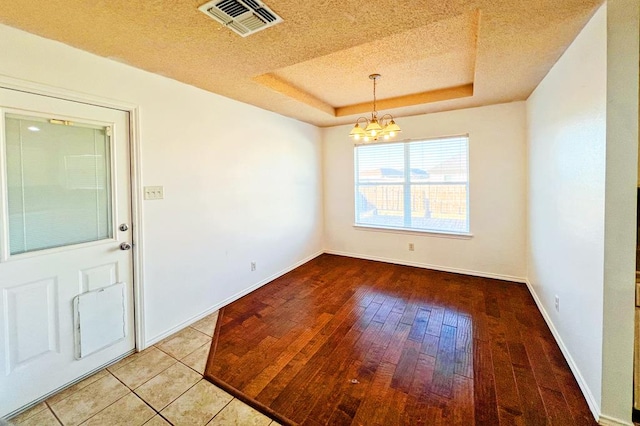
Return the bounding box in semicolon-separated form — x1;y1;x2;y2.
8;312;278;426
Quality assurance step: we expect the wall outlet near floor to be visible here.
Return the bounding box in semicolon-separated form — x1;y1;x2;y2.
555;295;560;312
251;262;256;271
408;243;415;251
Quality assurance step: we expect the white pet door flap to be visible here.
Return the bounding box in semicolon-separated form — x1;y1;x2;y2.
73;282;126;359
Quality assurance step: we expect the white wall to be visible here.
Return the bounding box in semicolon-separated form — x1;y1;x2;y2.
601;0;639;422
323;102;527;281
0;24;324;345
527;4;607;419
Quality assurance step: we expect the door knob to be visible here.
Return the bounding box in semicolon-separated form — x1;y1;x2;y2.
119;223;129;232
120;242;132;251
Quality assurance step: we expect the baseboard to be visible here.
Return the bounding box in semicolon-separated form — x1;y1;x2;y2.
323;250;526;283
145;250;324;347
598;413;633;426
5;349;135;420
524;279;603;423
145;304;221;347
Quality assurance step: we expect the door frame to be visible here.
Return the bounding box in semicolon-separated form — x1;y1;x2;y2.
0;74;147;350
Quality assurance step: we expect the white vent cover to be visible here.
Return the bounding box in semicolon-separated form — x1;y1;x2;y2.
198;0;284;37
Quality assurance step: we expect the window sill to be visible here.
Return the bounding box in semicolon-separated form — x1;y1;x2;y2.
353;224;473;239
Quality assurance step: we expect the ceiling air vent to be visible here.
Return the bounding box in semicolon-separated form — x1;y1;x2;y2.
198;0;283;37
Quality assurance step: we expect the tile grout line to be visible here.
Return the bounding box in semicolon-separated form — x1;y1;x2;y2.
74;392;132;426
44;401;64;426
42;370;111;410
153;330;213;372
113;353;179;392
132;337;211;423
131;386;171;425
109;347;163;374
17;315;218;426
153;326;213;360
104;370;162;424
118;327;213;422
178;358;206;376
205;398;234;425
155;412;175;426
142;375;200;414
46;372;126;426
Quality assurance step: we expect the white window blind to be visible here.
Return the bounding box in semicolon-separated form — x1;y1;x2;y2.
354;136;469;234
5;114;113;255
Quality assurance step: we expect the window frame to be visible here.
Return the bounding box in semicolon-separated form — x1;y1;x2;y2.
353;135;471;237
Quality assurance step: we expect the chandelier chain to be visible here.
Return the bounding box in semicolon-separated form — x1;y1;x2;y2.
372;77;377;119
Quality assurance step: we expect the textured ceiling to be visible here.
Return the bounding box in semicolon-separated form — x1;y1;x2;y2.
0;0;602;127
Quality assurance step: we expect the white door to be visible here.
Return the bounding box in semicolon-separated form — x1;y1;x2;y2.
0;88;135;417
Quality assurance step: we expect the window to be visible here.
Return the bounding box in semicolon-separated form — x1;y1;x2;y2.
354;136;469;234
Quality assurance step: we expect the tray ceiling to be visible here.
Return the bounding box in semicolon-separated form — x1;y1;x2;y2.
0;0;602;127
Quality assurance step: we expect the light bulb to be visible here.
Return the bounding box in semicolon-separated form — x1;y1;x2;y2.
371;130;377;136
354;134;360;140
364;136;370;142
389;131;395;137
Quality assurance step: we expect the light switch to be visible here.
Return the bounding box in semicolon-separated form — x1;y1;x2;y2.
144;186;164;200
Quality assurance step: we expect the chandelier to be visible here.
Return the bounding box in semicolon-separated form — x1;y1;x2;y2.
349;74;401;142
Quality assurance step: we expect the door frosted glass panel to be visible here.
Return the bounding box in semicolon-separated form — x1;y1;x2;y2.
5;114;113;255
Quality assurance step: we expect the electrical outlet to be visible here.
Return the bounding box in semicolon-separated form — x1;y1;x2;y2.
251;262;256;271
554;295;560;312
144;186;164;200
408;243;415;251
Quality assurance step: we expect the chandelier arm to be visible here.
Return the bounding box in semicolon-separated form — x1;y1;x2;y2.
379;113;394;126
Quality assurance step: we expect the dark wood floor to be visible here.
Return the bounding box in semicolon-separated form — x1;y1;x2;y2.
204;254;597;426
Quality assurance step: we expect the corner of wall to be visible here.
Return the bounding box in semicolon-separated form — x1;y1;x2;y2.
524;3;609;422
524;279;601;418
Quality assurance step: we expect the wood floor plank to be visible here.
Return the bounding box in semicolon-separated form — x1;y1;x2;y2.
391;338;421;393
408;308;431;342
271;309;364;416
324;360;370;424
204;254;597;426
426;306;445;337
242;313;333;396
452;375;474;425
409;353;436;401
473;338;500;425
353;300;383;333
539;386;577;426
421;333;440;357
399;297;420;325
508;341;548;426
383;387;408;426
308;358;361;425
523;334;562;393
488;317;525;425
443;309;458;327
554;372;598;426
455;314;472;353
352;361;395;426
372;295;398;324
326;393;362;426
431;324;457;398
454;347;473;378
291;313;367;423
288;348;355;423
228;335;279;384
381;323;411;365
